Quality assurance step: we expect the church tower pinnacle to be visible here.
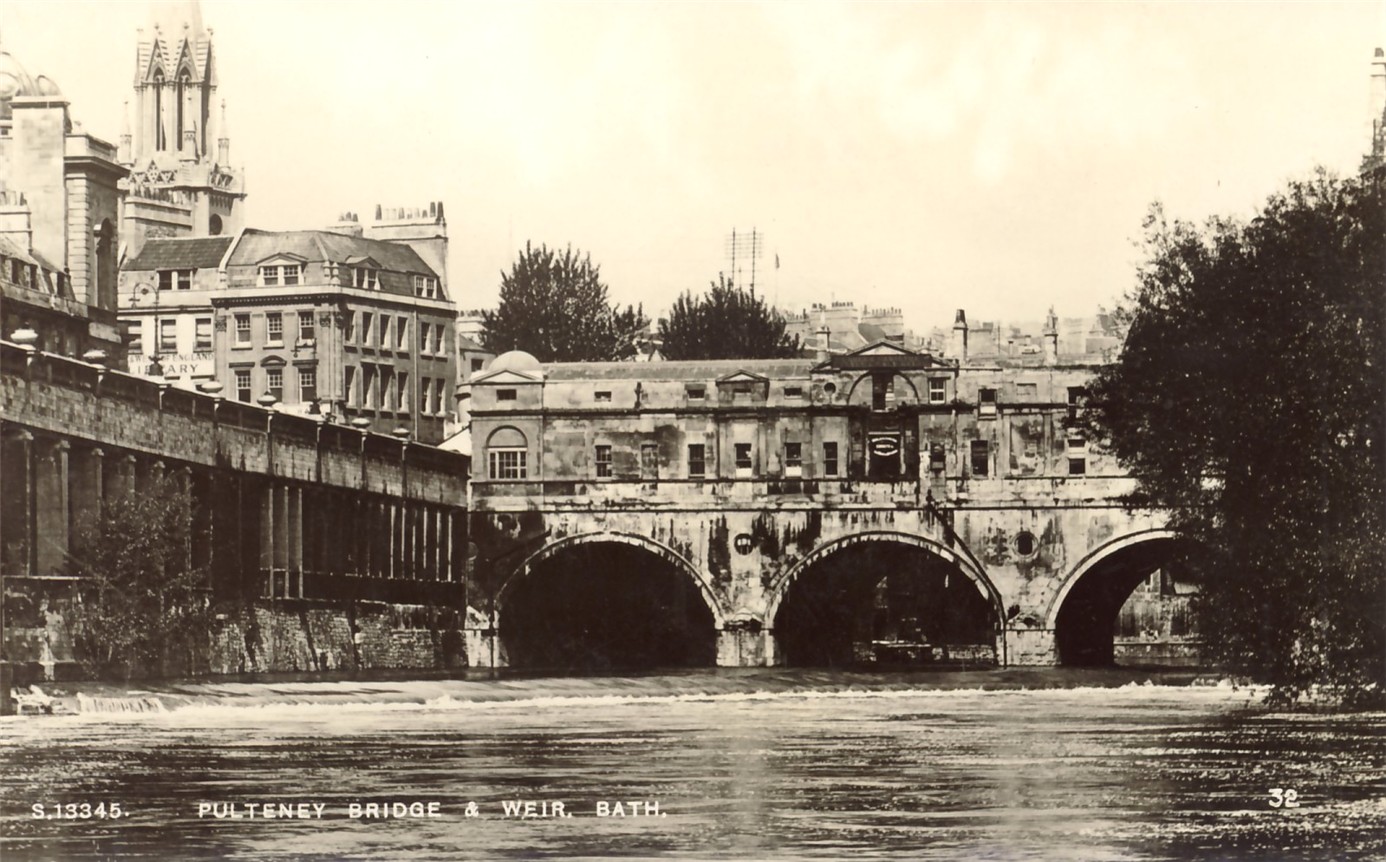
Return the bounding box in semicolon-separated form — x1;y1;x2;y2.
120;1;246;256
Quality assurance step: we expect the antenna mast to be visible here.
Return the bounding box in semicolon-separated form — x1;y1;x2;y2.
724;228;764;290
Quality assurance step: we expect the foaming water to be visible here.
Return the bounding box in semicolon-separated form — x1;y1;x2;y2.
2;670;1381;861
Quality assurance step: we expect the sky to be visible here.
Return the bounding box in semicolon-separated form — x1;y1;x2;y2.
4;1;1384;331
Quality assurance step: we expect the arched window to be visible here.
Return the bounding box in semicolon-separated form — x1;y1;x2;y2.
486;427;528;480
176;71;190;148
152;69;165;150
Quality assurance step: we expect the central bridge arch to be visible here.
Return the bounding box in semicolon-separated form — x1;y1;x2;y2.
492;531;724;669
767;530;1007;667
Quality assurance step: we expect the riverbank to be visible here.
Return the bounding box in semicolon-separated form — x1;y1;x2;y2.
9;666;1236;716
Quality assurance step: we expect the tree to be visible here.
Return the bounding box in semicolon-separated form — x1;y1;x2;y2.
658;275;802;360
1087;170;1385;707
482;242;647;362
65;474;217;680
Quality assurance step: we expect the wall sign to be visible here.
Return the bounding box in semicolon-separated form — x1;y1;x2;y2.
868;435;901;458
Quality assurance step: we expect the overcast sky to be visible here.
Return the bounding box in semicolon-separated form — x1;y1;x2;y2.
5;1;1383;330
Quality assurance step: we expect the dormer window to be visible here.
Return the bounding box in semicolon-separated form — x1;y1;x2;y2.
353;267;379;290
159;269;194;290
258;264;301;287
413;275;439;299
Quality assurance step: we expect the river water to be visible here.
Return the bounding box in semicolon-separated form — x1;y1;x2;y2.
1;670;1383;861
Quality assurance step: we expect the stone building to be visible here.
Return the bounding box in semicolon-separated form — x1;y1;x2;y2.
0;47;124;361
119;219;458;443
465;313;1193;669
117;0;247;257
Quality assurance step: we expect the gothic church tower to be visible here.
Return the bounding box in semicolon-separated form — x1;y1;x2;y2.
119;1;246;258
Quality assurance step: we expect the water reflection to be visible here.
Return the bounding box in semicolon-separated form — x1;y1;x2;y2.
1;671;1383;861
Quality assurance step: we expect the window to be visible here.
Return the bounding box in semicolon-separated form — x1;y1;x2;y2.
122;319;142;352
686;385;706;401
595;444;613;478
380;316;392;349
298;311;315;342
398;371;410;412
470;358;485;374
413;275;438;298
159;319;177;352
397;317;409;351
970;439;989;477
234;368;251;402
362;365;377;409
432;379;444;415
421;378;433;415
361;312;374;346
640;442;659;480
282;265;300;286
784;442;803;478
266;312;283;344
158;269;193;290
688;444;706;478
1016;383;1037;399
489;449;526;480
299;368;317;403
353;267;379;290
928;377;946;404
1068;434;1087;476
1068;386;1089;419
419;323;432;355
929;443;947;472
258;265;280;286
487;428;529;480
497;388;517;401
823;442;839;477
784;386;804;399
735;443;753;478
432;325;444;355
266;368;283;402
382;370;396;412
195;316;212;351
1068;457;1087;476
979;387;997;417
235;314;251;346
345;311;357;342
595;390;612;403
344;366;357;406
872;374;893;411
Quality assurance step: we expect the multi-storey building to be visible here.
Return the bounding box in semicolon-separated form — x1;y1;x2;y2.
119;223;458;443
0;47;124;360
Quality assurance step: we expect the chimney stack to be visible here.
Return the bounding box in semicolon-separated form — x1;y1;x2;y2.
815;324;831;363
950;309;969;362
1042;307;1059;365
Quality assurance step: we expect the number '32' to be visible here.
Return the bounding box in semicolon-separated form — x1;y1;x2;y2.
1268;788;1300;808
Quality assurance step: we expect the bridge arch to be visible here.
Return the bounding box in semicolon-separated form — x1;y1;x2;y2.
766;530;1007;634
1045;528;1187;666
495;530;726;629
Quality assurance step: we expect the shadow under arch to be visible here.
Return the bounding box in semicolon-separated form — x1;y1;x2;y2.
1045;528;1190;666
767;531;1006;667
843;370;922;406
766;531;1006;629
495;531;725;627
492;531;724;670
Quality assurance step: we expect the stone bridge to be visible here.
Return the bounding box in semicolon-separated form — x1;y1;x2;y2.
465;346;1190;670
468;479;1175;668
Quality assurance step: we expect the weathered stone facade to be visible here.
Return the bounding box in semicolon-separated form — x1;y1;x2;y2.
468;332;1182;668
0;340;468;681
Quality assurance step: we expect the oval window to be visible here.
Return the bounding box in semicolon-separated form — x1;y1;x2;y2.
1015;530;1037;557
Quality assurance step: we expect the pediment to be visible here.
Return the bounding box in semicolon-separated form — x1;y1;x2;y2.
344;255;381;268
716;370;770;385
259;355;287;368
256;252;308;266
473;368;542;385
850;340;914;356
